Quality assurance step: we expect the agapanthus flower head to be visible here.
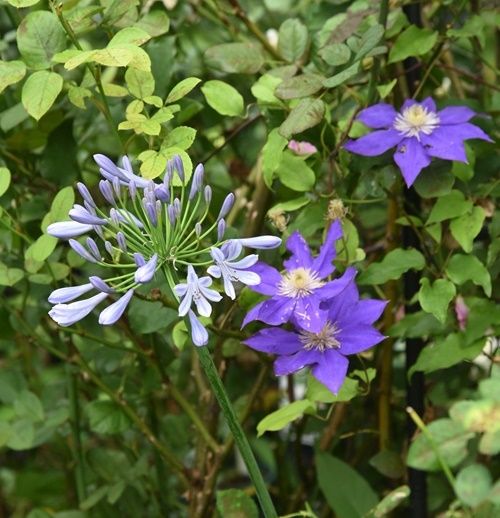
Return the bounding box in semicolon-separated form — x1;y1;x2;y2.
344;97;492;187
243;220;356;333
47;154;281;346
244;279;386;394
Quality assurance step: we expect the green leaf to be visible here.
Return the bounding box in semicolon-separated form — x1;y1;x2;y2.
418;278;456;323
369;450;405;479
479;430;500;456
455;464;492;508
25;234;57;263
108;27;151;47
135;10;170;37
323;62;360;88
376;79;397;99
92;45;151;71
257;400;315;436
6;419;35;450
67;85;91;109
201;80;244;117
14;390;44;422
409;333;486;376
43;186;75;230
275;73;324;99
262;128;288;188
139;150;168;179
216;489;259;518
22;71;63;121
0;60;26;94
0;263;24;286
166;77;201;103
446;254;491;296
450;206;486;253
356;24;384;59
319;43;351;66
17;11;67;70
125;68;155;99
251;73;282;105
388;25;438;63
316;452;378;518
205;43;264;74
407;418;473;471
358;248;425;285
279;98;325;138
426;190;473;224
0;167;11;196
86;400;130;435
8;0;40;6
370;485;409;517
268;196;309;215
162;126;196;150
128;299;177;334
278;18;309;62
414;161;455;198
276;152;315;192
306;375;359;403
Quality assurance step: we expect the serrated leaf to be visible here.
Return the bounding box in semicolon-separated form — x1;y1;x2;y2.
0;60;26;94
418;278;456;323
388;25;438;63
201;80;244;116
278;18;309;62
135;10;170;37
205;43;264;74
257;400;315;436
279;98;325;138
450;206;486;253
17;11;66;70
358;248;425;285
22;71;63;121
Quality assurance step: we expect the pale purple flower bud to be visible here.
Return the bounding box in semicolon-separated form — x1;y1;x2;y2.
89;276;115;294
195;222;202;237
121;155;133;174
69;204;106;226
94;154;129;182
155;184;170;203
188;310;208;346
204;185;212;204
189;164;204;200
47;221;93;239
77;182;96;208
98;289;134;325
234;236;282;249
69;239;98;263
288;140;318;155
217;193;234;221
99;180;115;205
129;181;137;200
112;177;121;198
135;253;158;283
48;283;93;304
455;295;469;331
49;292;108;327
110;208;120;226
145;201;158;226
86;237;101;261
167;205;176;225
133;253;145;267
173;155;184;183
164;167;172;188
217;219;226;241
104;241;114;256
116;231;127;252
173;198;181;217
93;225;104;240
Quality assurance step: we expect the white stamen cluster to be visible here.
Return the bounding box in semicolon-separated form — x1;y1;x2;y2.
277;268;324;298
299;322;341;352
393;104;440;140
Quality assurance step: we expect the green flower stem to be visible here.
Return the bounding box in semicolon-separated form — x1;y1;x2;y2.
195;345;278;518
406;406;456;489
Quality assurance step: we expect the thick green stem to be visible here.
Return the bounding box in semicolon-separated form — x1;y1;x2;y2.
195;346;277;518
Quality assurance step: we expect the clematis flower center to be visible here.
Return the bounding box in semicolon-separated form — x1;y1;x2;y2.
299;322;341;352
278;267;324;298
393;104;439;140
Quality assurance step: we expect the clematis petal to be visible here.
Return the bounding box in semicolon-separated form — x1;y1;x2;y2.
284;231;314;270
188;310;208;346
311;220;343;278
438;106;476;124
357;103;397;128
256;296;296;326
292;295;327;333
246;262;281;296
99;289;134;325
420;97;437;113
393;137;431;187
338;324;385;354
244;328;303;355
343;129;403;157
274;350;320;376
311;350;349;395
316;267;357;300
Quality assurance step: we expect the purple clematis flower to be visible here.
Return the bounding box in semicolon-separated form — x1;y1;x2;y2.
243;220;356;333
344;97;492;187
244;281;386;394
